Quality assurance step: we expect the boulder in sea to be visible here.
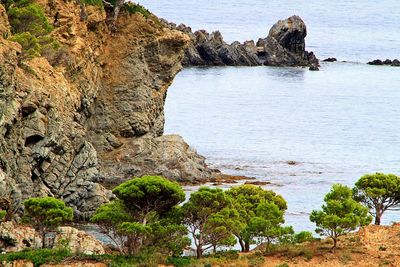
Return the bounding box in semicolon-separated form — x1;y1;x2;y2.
383;59;392;65
309;64;319;71
323;57;337;62
367;59;384;65
263;15;319;67
391;59;400;66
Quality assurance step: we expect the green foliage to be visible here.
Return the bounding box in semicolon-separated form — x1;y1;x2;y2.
279;231;315;244
91;200;131;225
149;214;191;257
166;256;194;267
310;184;372;249
93;176;187;256
0;210;7;221
7;2;53;36
123;2;150;18
10;32;40;58
353;173;400;225
293;231;315;243
183;187;234;258
226;184;288;252
0;248;71;267
23;197;73;248
113;175;185;223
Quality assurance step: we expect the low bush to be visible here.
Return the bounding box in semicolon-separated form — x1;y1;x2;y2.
0;249;71;267
7;2;52;36
0;210;7;221
123;3;150;18
166;256;194;267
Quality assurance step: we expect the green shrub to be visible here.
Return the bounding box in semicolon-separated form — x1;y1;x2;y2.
0;249;71;267
275;264;289;267
10;32;41;58
0;210;7;221
294;231;315;243
123;3;150;18
8;3;53;36
23;197;73;248
166;256;193;267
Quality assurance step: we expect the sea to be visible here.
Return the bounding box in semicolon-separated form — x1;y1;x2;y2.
139;0;400;232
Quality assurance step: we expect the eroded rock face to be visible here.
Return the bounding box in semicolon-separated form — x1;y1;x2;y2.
0;1;212;219
263;15;318;67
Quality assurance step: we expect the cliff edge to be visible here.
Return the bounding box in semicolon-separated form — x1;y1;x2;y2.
0;1;213;219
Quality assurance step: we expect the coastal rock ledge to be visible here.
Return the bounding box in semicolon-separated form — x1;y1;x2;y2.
0;2;215;219
168;15;318;68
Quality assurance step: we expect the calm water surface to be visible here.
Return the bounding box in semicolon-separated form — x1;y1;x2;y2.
138;1;400;231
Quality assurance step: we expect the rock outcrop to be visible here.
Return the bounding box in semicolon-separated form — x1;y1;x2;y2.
0;222;42;252
167;15;318;67
0;1;214;219
262;15;318;67
54;227;105;255
368;59;400;66
0;222;105;254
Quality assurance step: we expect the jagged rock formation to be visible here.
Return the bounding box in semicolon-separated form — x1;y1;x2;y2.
262;15;318;67
167;15;318;67
176;24;261;66
0;1;214;219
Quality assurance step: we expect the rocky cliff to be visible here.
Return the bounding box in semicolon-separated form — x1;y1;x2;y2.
170;15;319;68
0;1;213;219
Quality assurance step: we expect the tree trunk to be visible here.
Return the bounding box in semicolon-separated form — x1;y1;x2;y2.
196;246;203;259
375;209;382;225
41;230;46;248
105;0;125;32
238;239;245;252
244;241;250;252
331;237;337;250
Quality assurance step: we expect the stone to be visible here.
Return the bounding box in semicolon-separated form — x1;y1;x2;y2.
309;64;319;71
170;15;318;67
0;222;42;252
54;227;105;255
322;57;337;62
391;59;400;66
383;59;392;65
368;59;383;65
2;260;34;267
264;15;319;67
